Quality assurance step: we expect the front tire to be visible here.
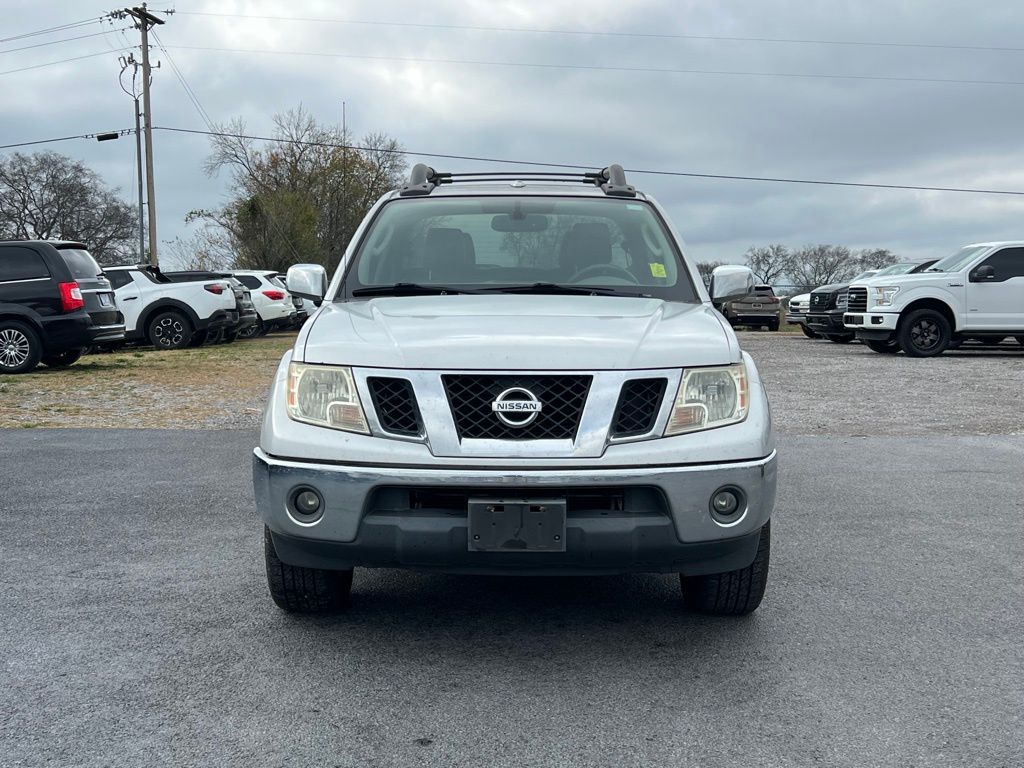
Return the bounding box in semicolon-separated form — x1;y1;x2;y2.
237;319;262;339
148;310;193;350
681;521;770;616
897;308;951;357
264;526;353;613
41;348;84;368
799;324;818;339
865;339;899;354
0;320;42;374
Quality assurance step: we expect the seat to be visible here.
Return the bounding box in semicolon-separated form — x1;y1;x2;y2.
423;228;475;282
558;222;613;278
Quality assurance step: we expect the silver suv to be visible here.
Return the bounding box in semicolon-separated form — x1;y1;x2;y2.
254;165;777;615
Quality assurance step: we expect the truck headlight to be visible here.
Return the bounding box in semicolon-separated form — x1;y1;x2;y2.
872;286;900;307
287;363;369;434
836;292;848;309
665;363;749;435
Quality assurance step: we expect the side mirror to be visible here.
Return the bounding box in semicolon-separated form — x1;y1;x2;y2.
709;265;756;306
972;264;995;281
286;263;328;304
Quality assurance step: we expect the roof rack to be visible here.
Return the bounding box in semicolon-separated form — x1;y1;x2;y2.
398;163;637;198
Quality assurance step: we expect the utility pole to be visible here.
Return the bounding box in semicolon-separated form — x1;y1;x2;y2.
114;5;164;265
118;54;145;262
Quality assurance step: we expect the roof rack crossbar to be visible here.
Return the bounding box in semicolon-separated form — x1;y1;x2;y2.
398;163;636;197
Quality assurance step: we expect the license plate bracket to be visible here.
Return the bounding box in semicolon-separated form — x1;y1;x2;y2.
468;498;566;552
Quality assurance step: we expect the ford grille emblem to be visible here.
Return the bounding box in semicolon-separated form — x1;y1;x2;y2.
491;387;543;427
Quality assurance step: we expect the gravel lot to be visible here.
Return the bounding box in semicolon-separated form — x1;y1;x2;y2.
1;430;1021;767
0;330;1021;435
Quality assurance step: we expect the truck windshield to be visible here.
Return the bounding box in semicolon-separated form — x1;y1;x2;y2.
927;245;989;272
342;196;699;302
874;262;920;277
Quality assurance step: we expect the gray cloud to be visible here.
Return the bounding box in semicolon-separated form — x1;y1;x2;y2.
3;0;1023;267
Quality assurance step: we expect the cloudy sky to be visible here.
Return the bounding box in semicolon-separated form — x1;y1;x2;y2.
3;0;1024;268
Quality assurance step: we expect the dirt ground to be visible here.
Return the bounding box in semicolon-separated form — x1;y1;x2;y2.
0;334;294;429
1;330;1021;435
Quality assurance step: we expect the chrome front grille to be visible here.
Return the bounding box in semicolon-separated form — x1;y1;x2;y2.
847;287;868;312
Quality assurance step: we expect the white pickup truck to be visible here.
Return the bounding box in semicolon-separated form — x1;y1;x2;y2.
844;242;1024;356
104;265;238;349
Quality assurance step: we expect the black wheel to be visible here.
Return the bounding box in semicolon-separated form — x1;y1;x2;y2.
41;348;84;368
1016;336;1024;346
223;330;238;344
897;308;951;357
767;320;779;332
264;526;353;613
187;330;209;348
681;521;770;616
147;310;193;350
865;339;899;354
799;324;819;339
237;319;262;339
825;333;855;344
0;320;42;374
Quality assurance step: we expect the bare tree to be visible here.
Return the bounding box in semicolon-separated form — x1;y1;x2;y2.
787;244;856;291
199;106;406;272
744;244;790;285
695;260;725;287
0;151;137;264
855;248;898;271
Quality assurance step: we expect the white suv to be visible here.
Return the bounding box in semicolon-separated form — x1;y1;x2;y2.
253;164;777;616
104;265;236;349
844;242;1024;356
233;270;297;336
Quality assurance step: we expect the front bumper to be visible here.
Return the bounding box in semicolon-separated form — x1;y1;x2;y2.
253;448;777;575
843;311;899;331
805;310;848;334
785;312;808;325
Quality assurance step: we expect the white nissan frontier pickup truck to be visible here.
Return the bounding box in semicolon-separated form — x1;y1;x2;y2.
253;164;777;616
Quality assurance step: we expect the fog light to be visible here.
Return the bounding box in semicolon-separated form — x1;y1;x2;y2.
712;490;739;515
295;490;320;515
287;486;324;525
709;486;746;525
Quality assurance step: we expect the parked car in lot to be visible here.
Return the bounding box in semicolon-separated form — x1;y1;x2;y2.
845;243;1024;356
104;265;236;350
785;292;816;337
722;284;780;331
254;164;777;617
0;240;125;374
163;271;258;343
805;269;879;343
232;270;297;337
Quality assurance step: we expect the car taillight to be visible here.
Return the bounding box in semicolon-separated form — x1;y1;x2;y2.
262;290;286;301
58;281;85;312
204;283;225;295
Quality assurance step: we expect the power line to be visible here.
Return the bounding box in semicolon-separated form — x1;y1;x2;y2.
150;30;214;129
5;125;1023;198
171;10;1024;54
151;125;1024;197
0;18;104;44
0;27;132;55
0;130;132;150
0;50;127;77
161;44;1024;88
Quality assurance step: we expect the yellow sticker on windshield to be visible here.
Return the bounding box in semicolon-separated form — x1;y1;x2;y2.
649;263;667;278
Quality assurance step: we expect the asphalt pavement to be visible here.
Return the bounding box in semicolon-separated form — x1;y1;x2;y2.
1;429;1021;767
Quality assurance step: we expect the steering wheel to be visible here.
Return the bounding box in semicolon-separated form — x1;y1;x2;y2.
568;263;639;284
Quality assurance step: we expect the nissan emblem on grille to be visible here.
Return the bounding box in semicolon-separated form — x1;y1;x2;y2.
491;387;543;427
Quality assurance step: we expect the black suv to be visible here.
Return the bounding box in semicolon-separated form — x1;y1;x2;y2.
0;240;125;374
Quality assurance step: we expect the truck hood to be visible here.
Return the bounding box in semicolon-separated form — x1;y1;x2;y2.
301;295;739;370
854;272;947;288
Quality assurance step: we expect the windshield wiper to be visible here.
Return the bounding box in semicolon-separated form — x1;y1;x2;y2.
481;282;651;297
351;283;483;297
